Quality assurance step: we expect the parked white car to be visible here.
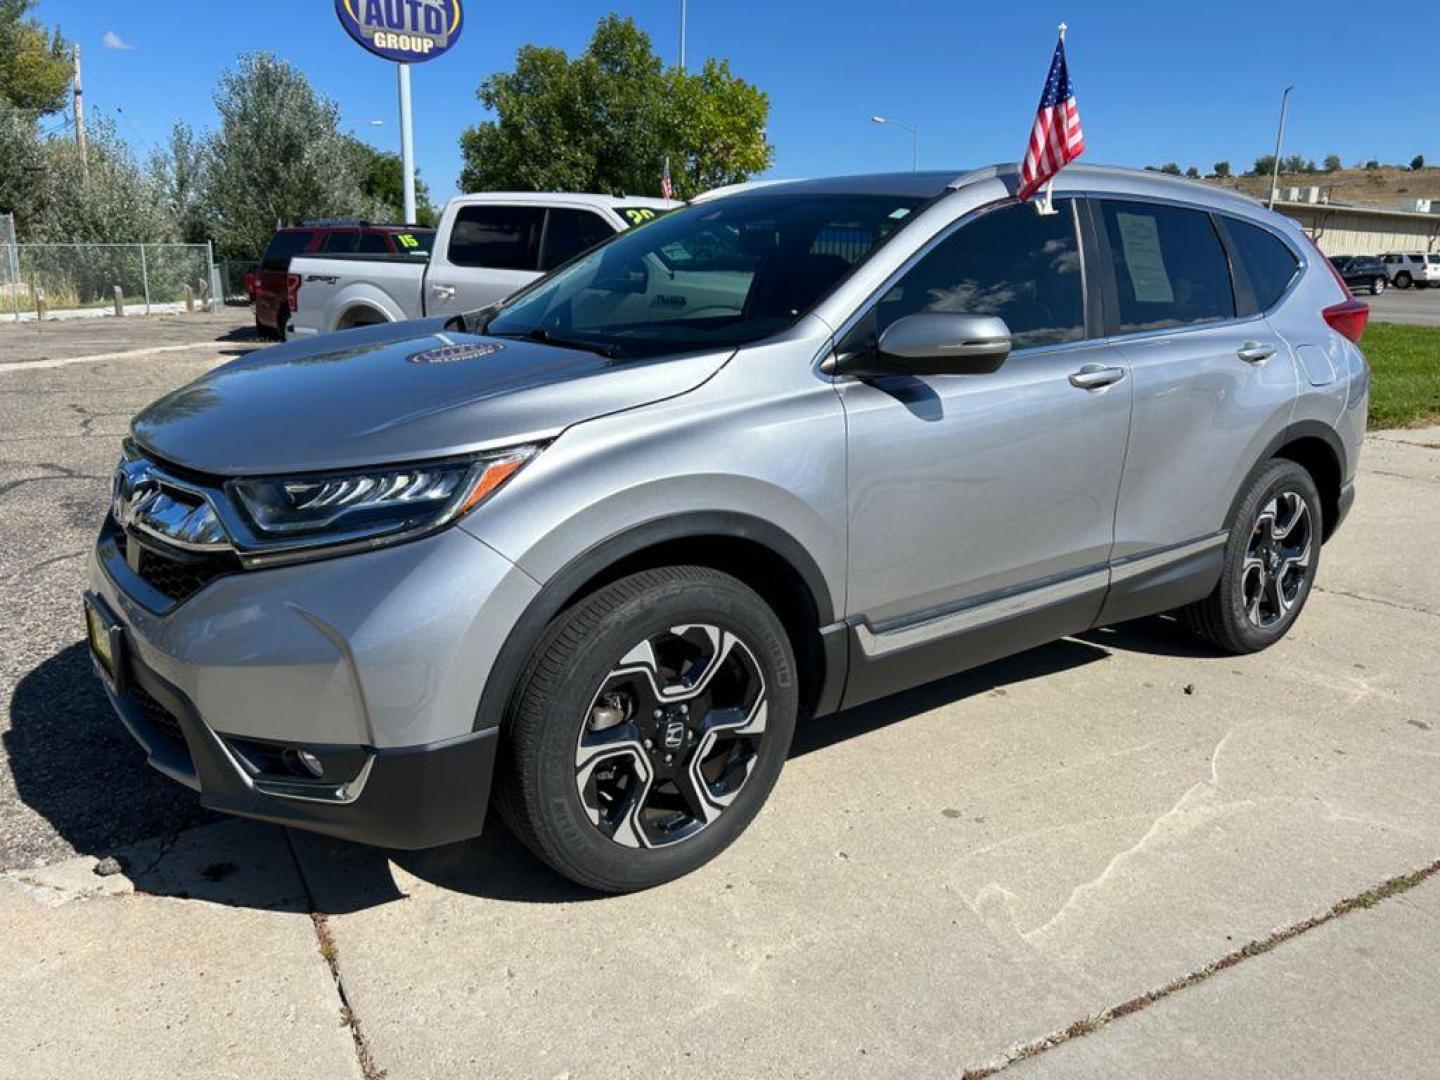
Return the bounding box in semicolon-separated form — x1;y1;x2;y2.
1380;252;1440;289
288;192;681;336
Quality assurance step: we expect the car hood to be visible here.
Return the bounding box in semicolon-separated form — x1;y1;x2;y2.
132;320;731;476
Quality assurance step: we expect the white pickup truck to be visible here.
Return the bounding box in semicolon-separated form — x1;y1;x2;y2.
287;191;681;337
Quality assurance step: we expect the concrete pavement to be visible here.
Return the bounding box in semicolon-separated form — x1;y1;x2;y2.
1367;288;1440;327
1;315;1438;1078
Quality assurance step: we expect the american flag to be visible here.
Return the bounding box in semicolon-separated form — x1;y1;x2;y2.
661;157;674;199
1018;35;1085;202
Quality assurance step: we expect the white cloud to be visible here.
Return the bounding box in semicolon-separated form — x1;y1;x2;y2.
102;30;135;50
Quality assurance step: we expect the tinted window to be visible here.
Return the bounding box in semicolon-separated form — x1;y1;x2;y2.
447;205;544;270
1100;201;1234;331
261;230;314;272
1224;217;1299;311
540;209;616;271
321;231;358;253
485;193;922;358
873;200;1086;350
355;232;391;254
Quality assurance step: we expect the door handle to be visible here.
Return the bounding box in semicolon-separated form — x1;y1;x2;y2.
1068;363;1126;390
1237;341;1277;364
431;284;457;302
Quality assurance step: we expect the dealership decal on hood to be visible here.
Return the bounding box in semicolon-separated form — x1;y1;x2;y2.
407;341;506;365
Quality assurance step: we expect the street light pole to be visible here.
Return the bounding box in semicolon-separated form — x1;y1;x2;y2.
1267;85;1293;211
679;0;687;72
870;116;918;171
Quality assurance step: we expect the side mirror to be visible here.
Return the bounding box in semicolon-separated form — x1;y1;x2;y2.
877;313;1012;372
825;313;1012;379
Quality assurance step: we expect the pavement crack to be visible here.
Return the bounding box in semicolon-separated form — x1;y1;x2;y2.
961;856;1440;1078
284;831;386;1080
1314;585;1439;620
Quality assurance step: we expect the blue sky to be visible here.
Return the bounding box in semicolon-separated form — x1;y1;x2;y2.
36;0;1436;203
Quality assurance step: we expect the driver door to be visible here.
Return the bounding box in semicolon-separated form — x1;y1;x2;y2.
837;199;1132;705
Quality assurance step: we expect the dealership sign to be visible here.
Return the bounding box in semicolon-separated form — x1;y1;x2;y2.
335;0;463;63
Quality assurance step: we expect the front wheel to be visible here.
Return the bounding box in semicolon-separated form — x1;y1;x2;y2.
1371;276;1385;296
1184;459;1321;654
497;566;798;892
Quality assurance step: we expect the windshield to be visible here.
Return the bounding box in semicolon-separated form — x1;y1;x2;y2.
484;193;925;357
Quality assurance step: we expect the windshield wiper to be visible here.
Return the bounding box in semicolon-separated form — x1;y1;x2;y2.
491;327;626;359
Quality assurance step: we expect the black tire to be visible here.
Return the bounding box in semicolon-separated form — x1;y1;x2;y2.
1184;459;1322;654
496;566;798;893
274;307;289;342
1395;272;1412;289
1371;277;1385;296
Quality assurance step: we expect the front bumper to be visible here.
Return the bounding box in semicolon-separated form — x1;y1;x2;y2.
86;520;540;848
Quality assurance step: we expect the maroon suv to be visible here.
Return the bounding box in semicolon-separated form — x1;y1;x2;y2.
247;222;435;339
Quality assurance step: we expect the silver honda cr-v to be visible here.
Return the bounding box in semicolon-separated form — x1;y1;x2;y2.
86;165;1370;891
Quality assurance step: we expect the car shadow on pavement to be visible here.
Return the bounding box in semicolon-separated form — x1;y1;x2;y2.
6;618;1216;909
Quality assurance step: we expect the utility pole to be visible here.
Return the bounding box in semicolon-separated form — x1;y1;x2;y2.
679;0;687;72
72;44;87;172
1267;85;1293;210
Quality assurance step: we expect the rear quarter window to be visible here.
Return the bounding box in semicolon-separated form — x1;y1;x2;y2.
1221;217;1300;312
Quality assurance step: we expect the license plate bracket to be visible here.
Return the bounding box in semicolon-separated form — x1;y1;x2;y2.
84;593;127;696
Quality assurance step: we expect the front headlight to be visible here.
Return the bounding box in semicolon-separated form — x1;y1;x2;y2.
227;445;539;558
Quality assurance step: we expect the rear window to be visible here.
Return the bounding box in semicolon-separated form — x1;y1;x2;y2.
392;230;434;256
320;231;359;253
261;230;314;272
1222;217;1299;312
1429;255;1440;265
355;232;391;255
1100;200;1234;332
447;206;544;270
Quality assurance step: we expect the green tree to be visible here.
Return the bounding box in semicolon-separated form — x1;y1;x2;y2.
203;52;389;259
1156;162;1182;176
1252;154;1277;176
1411;154;1425;171
347;139;438;226
1283;153;1305;174
150;121;211;244
1364;160;1380;171
1213;161;1231;178
1323;154;1342;172
0;0;71;115
1184;166;1200;179
459;15;771;199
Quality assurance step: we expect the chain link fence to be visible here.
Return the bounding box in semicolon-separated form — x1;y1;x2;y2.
0;236;217;322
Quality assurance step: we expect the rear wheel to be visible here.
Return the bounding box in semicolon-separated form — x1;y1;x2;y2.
497;566;797;892
1184;459;1321;654
1395;271;1412;289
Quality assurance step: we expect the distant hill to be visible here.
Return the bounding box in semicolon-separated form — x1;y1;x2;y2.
1208;166;1440;209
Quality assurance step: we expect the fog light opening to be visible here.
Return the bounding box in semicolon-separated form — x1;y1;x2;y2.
286;747;326;780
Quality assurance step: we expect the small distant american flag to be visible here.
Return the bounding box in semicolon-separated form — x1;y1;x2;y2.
1018;33;1085;202
661;157;674;200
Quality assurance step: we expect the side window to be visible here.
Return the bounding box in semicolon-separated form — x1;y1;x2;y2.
1223;217;1300;312
260;231;313;272
539;209;616;271
1100;200;1234;332
447;205;544;270
321;231;359;253
873;200;1086;350
355;232;390;254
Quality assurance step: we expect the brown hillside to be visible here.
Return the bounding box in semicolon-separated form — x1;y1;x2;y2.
1209;166;1440;208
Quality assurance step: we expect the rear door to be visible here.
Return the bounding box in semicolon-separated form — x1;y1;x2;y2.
1098;199;1299;589
425;203;546;318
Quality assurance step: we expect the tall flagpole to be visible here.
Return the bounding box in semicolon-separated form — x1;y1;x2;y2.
679;0;687;72
398;63;417;223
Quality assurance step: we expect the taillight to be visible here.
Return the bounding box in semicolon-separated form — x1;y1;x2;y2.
244;271;257;298
1302;233;1367;342
286;273;301;313
1322;299;1369;343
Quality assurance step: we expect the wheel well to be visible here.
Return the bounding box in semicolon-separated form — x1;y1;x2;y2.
1274;436;1342;540
552;535;829;717
336;304;388;330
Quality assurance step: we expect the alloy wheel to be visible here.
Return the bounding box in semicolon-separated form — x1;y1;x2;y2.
1241;491;1313;628
574;624;767;849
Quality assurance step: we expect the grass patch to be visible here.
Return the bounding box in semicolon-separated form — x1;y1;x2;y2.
1364;322;1440;430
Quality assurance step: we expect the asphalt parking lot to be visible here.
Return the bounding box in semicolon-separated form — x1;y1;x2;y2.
1366;286;1440;327
2;310;1439;1079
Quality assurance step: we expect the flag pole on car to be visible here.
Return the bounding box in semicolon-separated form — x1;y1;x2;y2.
1019;23;1085;216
